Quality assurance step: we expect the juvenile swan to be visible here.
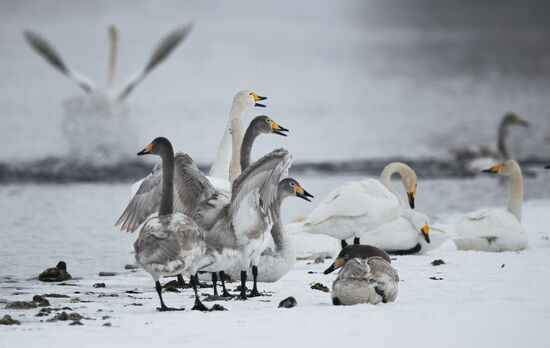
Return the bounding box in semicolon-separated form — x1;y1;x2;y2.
454;160;527;252
132;137;209;311
324;245;398;306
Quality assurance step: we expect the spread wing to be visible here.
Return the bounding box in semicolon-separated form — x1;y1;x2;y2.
229;148;292;233
24;30;95;93
118;24;192;100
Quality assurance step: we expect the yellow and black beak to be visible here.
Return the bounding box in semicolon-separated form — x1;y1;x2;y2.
407;186;416;209
482;163;502;174
137;143;154;156
295;185;314;202
251;92;267;107
269;119;289;136
421;224;430;244
514;116;529;127
323;257;344;274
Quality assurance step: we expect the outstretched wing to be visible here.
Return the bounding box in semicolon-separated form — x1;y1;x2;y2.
229;148;292;232
23;30;95;93
118;24;192;100
115;152;213;232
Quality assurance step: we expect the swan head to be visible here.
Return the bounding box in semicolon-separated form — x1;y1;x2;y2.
400;166;418;209
251;116;289;136
137;137;172;156
410;213;430;243
233;90;267;113
482;159;521;177
323;245;390;274
502;112;529;127
279;178;314;202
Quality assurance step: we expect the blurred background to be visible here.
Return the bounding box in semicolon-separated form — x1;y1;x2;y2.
1;0;550;175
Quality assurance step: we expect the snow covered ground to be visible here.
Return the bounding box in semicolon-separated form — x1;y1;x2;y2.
1;177;550;347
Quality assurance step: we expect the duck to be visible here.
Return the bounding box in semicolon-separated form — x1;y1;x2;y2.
298;162;418;248
38;261;72;282
132;137;212;312
116;115;288;232
454;159;527;252
219;178;314;283
451;113;529;174
324;245;399;306
209;90;267;182
193;149;292;300
24;25;191;164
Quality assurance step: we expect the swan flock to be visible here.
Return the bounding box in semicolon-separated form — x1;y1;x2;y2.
26;25;536;309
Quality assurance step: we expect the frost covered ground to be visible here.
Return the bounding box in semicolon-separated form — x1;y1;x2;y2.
1;175;550;347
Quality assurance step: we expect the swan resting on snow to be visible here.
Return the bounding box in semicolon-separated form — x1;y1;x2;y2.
324;245;398;306
454;159;527;252
298;162;418;248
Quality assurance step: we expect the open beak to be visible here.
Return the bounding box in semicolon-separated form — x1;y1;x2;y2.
323;257;344;274
295;185;314;202
137;143;153;156
482;163;502;174
251;92;267;107
269;120;289;136
421;224;430;244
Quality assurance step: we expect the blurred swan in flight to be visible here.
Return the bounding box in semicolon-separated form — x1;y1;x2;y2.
299;162;418;248
324;245;398;306
117;116;288;233
24;25;191;163
452;113;529;173
454;160;527;252
132;137;210;312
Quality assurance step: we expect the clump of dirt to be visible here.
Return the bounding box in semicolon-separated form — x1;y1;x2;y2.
310;282;329;292
47;311;85;323
69;320;83;326
203;294;232;302
93;283;106;288
43;293;69;298
0;315;20;325
431;259;446;266
32;295;50;307
278;296;297;308
124;264;139;270
314;257;325;264
209;304;227;311
39;261;72;282
429;276;444;281
36;308;53;317
99;272;117;277
98;293;119;298
5;301;37;309
103;322;112;327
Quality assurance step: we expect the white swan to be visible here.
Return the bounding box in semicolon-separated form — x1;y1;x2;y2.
209;90;267;182
299;162;418;248
454;159;527;252
24;25;191;164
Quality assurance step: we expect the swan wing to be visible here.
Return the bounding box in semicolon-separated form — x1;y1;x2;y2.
118;24;192;100
229;149;291;234
304;179;399;227
24;30;95;93
457;208;523;239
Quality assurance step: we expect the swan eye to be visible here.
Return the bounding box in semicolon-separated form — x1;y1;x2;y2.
290;182;295;186
344;254;349;259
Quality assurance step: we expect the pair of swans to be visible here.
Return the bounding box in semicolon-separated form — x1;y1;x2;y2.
452;113;529;174
298;162;445;255
24;25;191;163
454;159;527;252
324;245;399;306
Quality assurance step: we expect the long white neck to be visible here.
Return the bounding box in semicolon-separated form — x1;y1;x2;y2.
209;101;247;180
507;165;523;221
228;118;245;183
380;163;406;207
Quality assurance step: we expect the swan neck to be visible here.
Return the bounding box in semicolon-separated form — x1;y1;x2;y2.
380;163;405;207
209;101;247;180
239;125;259;171
108;28;117;87
270;192;286;252
159;147;175;216
497;121;510;159
508;168;523;221
229;119;245;183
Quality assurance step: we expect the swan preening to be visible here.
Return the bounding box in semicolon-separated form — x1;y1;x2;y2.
454;159;527;252
24;25;191;164
452;113;529;173
324;245;398;305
